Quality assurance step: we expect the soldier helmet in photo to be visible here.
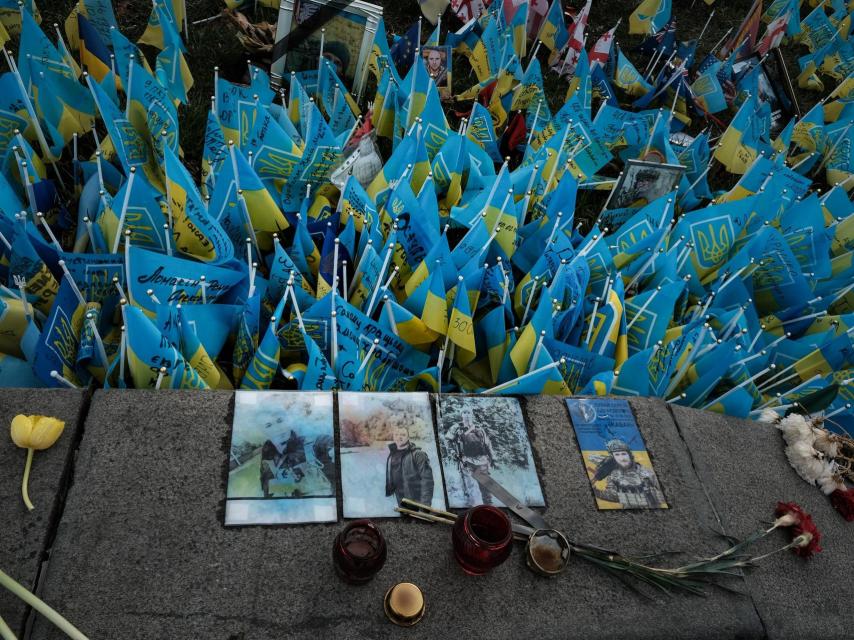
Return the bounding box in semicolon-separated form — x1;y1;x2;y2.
606;439;631;454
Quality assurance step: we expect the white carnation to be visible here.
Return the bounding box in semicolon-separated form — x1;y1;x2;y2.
778;414;814;447
758;408;782;424
812;429;839;457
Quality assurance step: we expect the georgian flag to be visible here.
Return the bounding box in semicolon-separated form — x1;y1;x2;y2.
450;0;486;22
590;21;619;69
555;0;592;77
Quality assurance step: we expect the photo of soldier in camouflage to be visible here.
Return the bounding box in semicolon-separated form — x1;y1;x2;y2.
591;439;667;509
566;398;669;511
438;396;544;509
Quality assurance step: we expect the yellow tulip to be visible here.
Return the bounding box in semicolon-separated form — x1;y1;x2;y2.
10;415;66;511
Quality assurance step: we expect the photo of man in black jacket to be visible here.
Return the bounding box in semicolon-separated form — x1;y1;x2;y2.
385;425;435;506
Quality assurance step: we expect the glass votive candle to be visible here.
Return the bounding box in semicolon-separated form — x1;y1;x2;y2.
333;520;387;584
451;505;513;575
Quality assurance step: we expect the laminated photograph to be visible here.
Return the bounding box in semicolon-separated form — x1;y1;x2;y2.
225;392;337;525
566;398;668;510
271;0;382;99
339;392;446;518
420;45;452;100
608;158;685;210
438;396;544;509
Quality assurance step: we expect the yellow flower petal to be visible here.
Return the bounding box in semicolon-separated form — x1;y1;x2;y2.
10;414;35;449
28;416;65;450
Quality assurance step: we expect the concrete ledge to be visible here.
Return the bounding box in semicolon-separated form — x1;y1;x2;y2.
0;390;88;636
28;391;773;639
669;405;854;640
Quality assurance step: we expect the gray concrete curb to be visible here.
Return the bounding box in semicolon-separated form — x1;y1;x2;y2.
0;391;847;639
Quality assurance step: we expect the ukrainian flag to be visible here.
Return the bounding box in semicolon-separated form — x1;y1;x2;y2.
421;269;448;336
614;49;653;97
537;0;568;53
125;306;209;390
382;296;439;347
78;14;110;82
448;278;476;354
241;297;286;390
179;307;231;390
629;0;671;35
713;93;761;174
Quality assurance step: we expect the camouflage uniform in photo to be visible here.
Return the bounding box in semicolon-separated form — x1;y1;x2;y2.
596;439;666;508
446;421;496;505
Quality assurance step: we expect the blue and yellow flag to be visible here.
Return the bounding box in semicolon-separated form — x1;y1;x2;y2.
241;295;287;390
538;0;569;52
155;3;193;105
713;93;761;174
77;13;111;82
614;48;653;97
164;146;235;264
138;0;181;50
448;277;476;354
124;305;208;389
629;0;671;35
31;275;85;386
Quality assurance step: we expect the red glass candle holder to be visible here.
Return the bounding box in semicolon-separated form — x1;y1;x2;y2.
333;520;387;584
451;506;513;575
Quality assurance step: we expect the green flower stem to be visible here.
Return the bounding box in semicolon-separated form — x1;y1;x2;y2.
21;448;34;512
0;613;17;640
0;569;89;640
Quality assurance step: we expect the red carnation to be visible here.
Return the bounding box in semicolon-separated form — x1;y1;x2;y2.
773;502;822;558
790;513;822;558
773;501;809;528
829;488;854;522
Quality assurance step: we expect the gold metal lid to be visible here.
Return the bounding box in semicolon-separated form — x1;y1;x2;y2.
384;583;425;626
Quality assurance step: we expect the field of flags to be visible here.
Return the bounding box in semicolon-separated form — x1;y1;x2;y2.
0;0;851;432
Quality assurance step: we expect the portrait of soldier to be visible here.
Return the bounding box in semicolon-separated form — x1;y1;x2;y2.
385;423;435;506
259;430;307;497
613;167;660;208
421;46;451;98
592;439;666;508
422;46;448;85
444;408;496;506
322;41;351;81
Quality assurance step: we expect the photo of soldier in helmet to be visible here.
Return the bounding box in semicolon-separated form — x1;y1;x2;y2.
445;408;496;505
592;439;667;509
567;398;669;511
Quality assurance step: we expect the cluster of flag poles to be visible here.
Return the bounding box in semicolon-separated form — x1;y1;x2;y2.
0;0;851;433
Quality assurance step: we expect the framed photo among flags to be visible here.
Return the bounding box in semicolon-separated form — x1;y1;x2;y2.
271;0;382;100
608;159;685;210
732;53;799;136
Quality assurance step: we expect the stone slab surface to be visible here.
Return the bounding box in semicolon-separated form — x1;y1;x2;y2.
0;389;88;635
31;391;765;640
670;404;854;640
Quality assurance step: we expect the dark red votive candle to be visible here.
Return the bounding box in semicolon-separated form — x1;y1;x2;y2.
333;520;387;584
452;506;513;575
